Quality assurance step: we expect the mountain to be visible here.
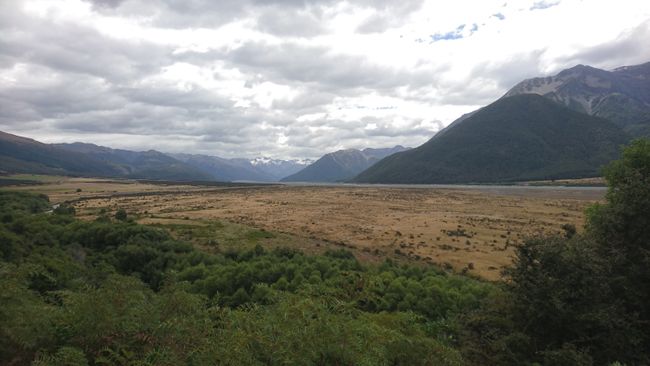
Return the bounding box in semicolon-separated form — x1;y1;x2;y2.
361;146;411;160
0;131;122;177
170;154;310;182
0;130;307;182
249;157;313;181
171;154;275;182
353;94;629;184
54;143;213;181
505;62;650;135
282;146;409;182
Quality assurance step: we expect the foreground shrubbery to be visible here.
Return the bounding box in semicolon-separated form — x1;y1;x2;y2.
461;140;650;366
0;191;490;365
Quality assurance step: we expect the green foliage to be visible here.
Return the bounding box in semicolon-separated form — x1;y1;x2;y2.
213;296;464;365
54;204;76;216
461;139;650;365
33;347;89;366
0;191;50;213
114;208;127;221
585;138;650;363
0;190;491;365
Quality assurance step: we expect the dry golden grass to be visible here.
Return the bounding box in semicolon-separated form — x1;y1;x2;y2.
20;180;603;280
5;177;604;280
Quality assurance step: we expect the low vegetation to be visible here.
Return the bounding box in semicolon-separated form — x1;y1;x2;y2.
0;192;492;365
1;139;649;365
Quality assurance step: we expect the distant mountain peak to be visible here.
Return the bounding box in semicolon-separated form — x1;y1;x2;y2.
171;154;312;182
281;145;409;183
250;157;313;167
505;60;650;132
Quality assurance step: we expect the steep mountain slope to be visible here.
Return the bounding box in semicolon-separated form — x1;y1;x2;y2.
0;131;121;177
282;146;409;182
354;94;629;184
362;146;409;160
54;143;213;181
505;62;650;135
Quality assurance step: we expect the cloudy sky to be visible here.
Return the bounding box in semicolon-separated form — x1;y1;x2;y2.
1;0;649;159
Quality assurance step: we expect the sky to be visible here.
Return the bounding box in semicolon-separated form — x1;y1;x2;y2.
1;0;650;159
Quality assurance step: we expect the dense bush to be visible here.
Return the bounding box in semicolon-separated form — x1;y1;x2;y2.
0;191;491;365
462;139;650;365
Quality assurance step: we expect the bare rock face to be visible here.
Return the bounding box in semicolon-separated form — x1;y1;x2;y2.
504;62;650;134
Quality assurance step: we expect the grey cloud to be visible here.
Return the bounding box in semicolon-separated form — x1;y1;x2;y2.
119;85;235;111
0;15;173;83
356;0;424;33
285;115;435;143
89;0;127;9
557;21;650;71
256;8;328;37
469;49;548;91
271;91;337;113
83;0;351;31
86;0;422;37
225;41;434;91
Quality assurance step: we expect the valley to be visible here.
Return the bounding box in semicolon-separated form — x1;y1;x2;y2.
5;176;603;280
3;1;650;362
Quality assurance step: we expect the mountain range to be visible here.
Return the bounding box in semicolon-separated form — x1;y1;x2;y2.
2;60;649;185
354;94;629;183
0;132;313;182
0;131;125;178
53;143;214;181
170;154;311;182
505;62;650;136
352;61;650;184
281;146;409;182
0;132;218;181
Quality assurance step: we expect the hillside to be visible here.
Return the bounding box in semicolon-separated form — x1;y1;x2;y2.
281;146;408;182
505;61;650;135
354;94;629;184
54;143;213;181
0;131;213;181
0;131;121;177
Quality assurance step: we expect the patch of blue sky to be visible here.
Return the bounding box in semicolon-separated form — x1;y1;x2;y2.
530;0;561;11
430;24;466;43
492;12;505;20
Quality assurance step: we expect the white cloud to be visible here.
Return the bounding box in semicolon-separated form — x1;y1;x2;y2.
0;0;649;159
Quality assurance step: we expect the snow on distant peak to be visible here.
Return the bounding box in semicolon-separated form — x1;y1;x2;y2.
250;157;313;166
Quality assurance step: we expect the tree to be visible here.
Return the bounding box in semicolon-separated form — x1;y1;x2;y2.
585;139;650;364
464;140;650;365
114;209;127;222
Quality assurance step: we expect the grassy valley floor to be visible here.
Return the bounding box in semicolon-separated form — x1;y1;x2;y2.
2;175;603;280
